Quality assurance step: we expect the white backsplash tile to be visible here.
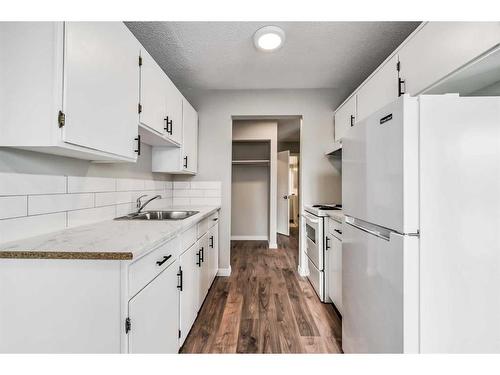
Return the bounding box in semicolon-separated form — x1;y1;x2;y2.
190;181;221;190
67;176;115;193
172;197;190;206
0;173;66;196
143;180;166;191
0;196;28;220
116;178;145;192
204;189;221;197
95;191;133;207
173;181;190;189
190;197;221;206
116;202;136;217
67;206;116;228
28;193;94;215
0;212;67;244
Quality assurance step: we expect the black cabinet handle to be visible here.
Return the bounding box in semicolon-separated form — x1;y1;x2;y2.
134;135;141;155
196;251;201;267
183;156;188;169
164;116;173;135
325;236;331;251
350;115;355;127
334;229;343;236
209;236;214;248
200;246;204;263
156;254;172;266
213;218;218;221
177;267;183;291
398;77;406;97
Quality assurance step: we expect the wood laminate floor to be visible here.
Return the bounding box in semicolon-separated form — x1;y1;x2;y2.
180;228;343;354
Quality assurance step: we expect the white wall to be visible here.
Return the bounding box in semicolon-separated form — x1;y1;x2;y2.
177;88;345;273
232;120;278;247
231;165;269;240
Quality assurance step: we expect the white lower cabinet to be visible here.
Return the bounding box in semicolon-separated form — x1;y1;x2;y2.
128;259;180;353
179;241;201;346
198;233;210;308
208;223;219;282
327;234;343;315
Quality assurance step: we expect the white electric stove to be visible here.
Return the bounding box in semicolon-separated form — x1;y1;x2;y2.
302;204;342;301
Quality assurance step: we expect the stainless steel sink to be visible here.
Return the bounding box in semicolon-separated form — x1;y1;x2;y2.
115;210;199;221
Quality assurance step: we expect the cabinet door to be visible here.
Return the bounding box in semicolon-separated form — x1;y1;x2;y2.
140;49;168;135
63;22;140;160
399;22;500;95
328;235;343;315
198;233;210;308
128;259;179;353
334;95;356;141
182;99;198;173
179;241;200;346
208;223;219;283
357;54;399;122
165;78;183;144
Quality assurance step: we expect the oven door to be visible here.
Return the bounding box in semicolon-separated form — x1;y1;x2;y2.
303;212;324;270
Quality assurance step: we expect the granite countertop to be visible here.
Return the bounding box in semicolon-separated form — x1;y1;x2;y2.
326;209;344;223
0;205;220;261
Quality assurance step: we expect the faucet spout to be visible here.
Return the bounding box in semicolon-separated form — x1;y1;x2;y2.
137;195;162;213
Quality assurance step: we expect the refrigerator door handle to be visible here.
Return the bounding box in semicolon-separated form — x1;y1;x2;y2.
345;220;391;242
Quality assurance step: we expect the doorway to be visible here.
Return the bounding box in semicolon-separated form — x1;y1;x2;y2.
230;117;301;250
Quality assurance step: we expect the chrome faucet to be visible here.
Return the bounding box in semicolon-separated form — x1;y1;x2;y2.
136;195;162;213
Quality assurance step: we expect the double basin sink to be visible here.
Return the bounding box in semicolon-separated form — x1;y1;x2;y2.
115;210;199;221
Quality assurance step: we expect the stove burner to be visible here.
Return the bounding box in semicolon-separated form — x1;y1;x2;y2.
312;205;341;210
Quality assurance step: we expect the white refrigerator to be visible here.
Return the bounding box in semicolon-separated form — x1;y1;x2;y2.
342;94;500;353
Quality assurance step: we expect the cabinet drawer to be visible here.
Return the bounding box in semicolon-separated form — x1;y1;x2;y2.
208;211;219;229
180;225;197;251
129;236;180;298
328;218;343;240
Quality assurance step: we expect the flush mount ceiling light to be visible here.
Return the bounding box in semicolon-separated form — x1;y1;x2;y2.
253;26;285;52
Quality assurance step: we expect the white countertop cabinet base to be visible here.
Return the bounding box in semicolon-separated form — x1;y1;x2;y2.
0;208;220;353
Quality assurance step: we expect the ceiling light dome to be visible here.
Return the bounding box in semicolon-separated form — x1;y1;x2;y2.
254;26;285;52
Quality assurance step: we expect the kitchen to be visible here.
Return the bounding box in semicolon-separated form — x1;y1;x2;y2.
1;2;500;371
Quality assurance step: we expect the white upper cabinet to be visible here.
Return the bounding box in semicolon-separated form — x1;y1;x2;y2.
152;96;199;174
357;54;400;123
334;95;356;141
398;22;500;95
139;48;169;136
165;77;184;145
182;99;199;174
0;22;140;162
139;48;183;146
63;22;140;161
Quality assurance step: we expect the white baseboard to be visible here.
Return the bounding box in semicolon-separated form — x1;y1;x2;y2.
297;264;309;277
217;266;232;277
231;235;268;241
268;242;278;249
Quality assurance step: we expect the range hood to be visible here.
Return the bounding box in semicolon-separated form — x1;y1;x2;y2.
325;140;342;157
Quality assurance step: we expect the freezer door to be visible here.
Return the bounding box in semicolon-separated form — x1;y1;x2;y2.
342;218;419;353
342;95;419;234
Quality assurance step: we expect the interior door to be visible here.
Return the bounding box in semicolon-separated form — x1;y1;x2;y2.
63;22;140;160
179;242;200;346
140;48;168;135
128;260;179;353
277;150;290;236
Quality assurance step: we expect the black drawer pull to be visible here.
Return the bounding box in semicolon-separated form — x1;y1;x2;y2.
325;236;331;250
177;267;183;291
200;246;204;263
209;236;214;248
156;254;172;266
334;229;343;235
196;251;201;267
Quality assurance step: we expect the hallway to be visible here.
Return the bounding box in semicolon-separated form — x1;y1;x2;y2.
180;228;342;353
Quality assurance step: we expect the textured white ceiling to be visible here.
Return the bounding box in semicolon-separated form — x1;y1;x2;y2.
126;22;420;94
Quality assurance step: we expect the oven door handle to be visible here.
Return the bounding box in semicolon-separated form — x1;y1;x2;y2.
302;213;320;224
